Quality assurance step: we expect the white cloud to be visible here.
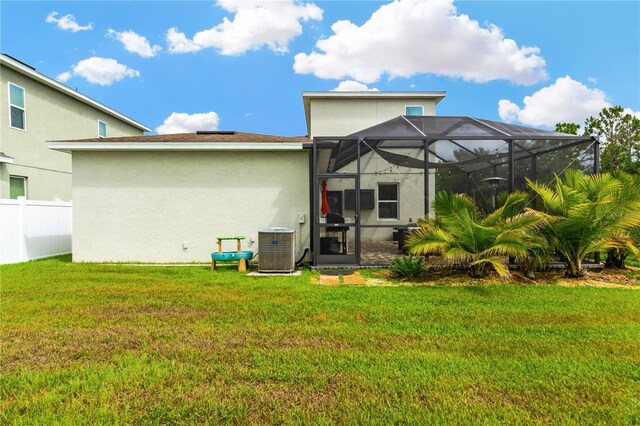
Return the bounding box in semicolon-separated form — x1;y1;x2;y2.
107;29;162;58
156;112;221;134
623;108;640;119
331;80;379;91
498;76;611;127
46;12;93;32
587;76;597;84
167;0;323;56
294;0;547;85
166;27;201;53
70;57;140;86
497;99;521;123
56;71;72;83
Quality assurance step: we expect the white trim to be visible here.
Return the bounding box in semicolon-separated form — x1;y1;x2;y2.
404;105;424;116
98;120;107;138
48;141;306;152
8;82;26;131
303;91;447;99
0;198;71;207
0;154;14;164
1;54;150;132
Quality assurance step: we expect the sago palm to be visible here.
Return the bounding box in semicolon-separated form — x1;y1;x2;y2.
527;170;640;277
406;190;543;278
604;172;640;268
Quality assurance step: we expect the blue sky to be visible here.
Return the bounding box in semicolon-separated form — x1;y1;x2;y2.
1;1;638;136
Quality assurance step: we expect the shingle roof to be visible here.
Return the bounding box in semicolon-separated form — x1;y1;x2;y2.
54;131;310;143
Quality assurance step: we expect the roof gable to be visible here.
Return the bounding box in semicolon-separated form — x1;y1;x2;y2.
1;54;150;132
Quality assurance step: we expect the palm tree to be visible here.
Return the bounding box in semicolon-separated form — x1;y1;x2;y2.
406;191;543;278
604;172;640;268
527;170;640;277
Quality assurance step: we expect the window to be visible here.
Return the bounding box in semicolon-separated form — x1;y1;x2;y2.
405;105;424;116
9;83;25;130
9;176;27;199
98;120;107;138
378;183;398;219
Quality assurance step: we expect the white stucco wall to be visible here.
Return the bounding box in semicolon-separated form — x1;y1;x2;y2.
72;151;310;263
317;148;436;241
308;98;437;138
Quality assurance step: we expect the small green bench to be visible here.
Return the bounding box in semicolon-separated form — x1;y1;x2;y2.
211;236;253;272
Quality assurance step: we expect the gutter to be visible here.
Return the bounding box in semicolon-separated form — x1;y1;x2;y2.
47;141;306;152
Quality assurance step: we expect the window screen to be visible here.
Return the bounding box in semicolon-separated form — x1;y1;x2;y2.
9;83;25;130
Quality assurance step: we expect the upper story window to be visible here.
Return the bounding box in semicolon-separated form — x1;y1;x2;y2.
9;83;26;130
98;120;107;138
405;105;424;116
378;183;399;220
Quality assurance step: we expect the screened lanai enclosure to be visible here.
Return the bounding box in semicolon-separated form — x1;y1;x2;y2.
311;115;598;267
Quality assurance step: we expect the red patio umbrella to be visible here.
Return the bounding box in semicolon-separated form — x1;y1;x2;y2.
321;180;330;215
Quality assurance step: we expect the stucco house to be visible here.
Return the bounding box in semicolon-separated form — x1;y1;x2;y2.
48;91;598;267
0;54;149;201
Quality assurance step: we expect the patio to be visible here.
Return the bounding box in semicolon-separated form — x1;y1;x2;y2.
311;115;599;267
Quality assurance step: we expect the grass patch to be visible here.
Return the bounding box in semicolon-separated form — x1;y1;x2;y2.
2;256;640;424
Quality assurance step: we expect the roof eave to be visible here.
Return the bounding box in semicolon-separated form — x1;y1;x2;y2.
1;54;151;132
47;141;307;152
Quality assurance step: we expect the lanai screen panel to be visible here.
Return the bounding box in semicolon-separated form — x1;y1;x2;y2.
314;116;597;266
324;116;597;212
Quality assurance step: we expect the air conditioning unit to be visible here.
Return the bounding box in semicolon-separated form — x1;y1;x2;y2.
258;228;296;272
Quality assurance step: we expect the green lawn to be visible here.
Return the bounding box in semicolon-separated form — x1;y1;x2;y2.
2;256;639;424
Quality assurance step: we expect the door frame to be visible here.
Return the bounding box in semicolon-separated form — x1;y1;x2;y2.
311;138;362;267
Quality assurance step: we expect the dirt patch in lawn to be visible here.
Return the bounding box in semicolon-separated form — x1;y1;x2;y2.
359;267;640;289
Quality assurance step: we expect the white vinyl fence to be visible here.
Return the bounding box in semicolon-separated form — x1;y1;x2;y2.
0;197;72;264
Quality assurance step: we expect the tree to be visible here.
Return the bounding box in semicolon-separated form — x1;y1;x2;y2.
527;170;640;277
604;172;640;268
554;122;581;135
584;106;640;174
554;106;640;174
406;190;543;278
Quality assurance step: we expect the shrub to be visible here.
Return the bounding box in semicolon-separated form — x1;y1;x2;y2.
406;190;543;279
527;170;640;277
390;255;425;281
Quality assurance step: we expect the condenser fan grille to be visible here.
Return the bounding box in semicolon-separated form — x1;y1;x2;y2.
258;228;296;272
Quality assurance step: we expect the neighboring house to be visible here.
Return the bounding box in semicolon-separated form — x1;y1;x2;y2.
48;91;597;267
0;54;150;201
